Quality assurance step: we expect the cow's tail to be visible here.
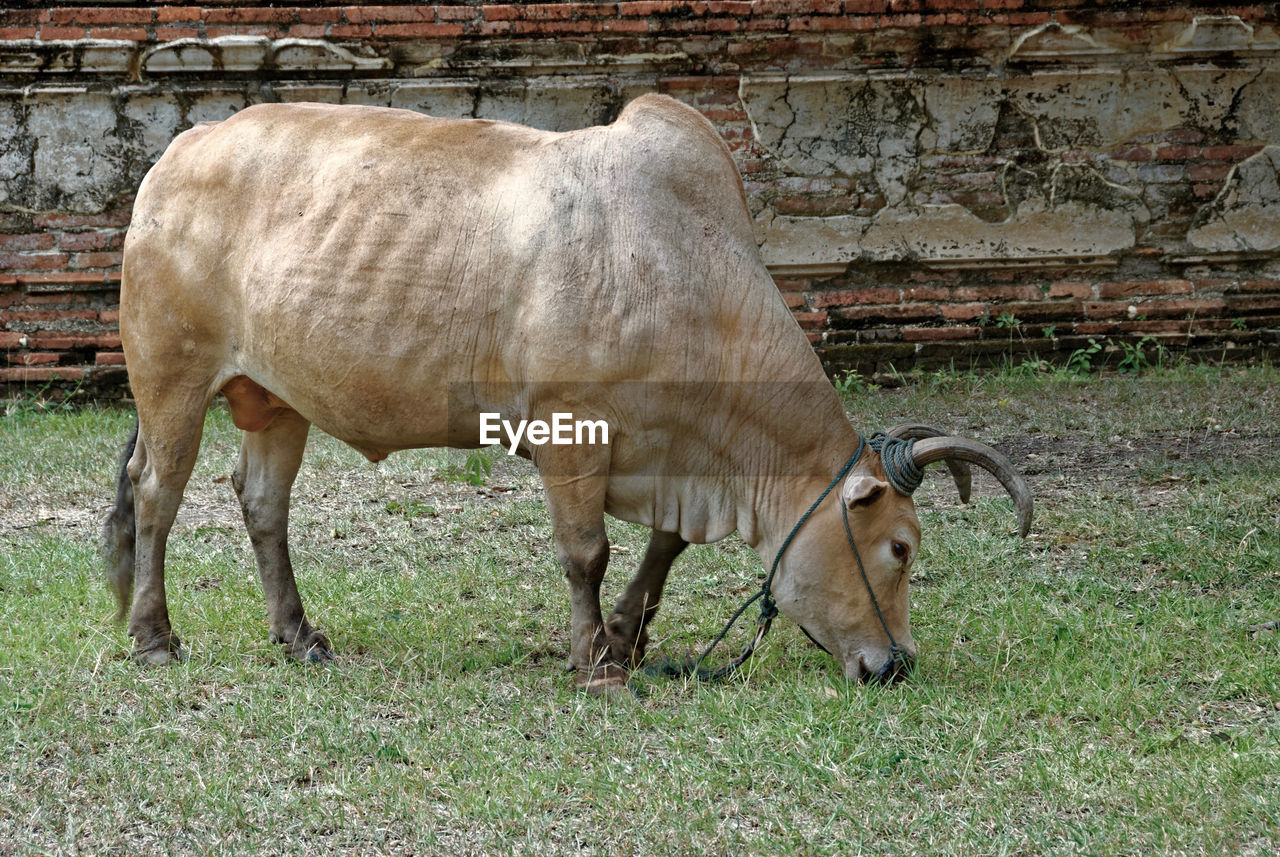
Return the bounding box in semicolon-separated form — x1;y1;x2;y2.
102;418;138;621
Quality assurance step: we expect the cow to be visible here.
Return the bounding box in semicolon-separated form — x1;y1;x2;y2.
103;95;1031;695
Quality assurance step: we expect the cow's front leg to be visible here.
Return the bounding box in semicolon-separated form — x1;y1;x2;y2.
232;410;332;663
605;529;688;667
537;450;625;696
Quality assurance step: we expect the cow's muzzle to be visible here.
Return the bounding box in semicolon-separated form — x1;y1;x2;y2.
859;650;915;684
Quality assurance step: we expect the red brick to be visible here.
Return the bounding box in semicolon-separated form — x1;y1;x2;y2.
902;325;980;341
328;24;375;37
940;303;987;321
1073;322;1118;335
780;291;807;309
602;18;651;31
434;5;480;21
298;8;341;24
72;252;123;269
344;6;434;24
813;288;900;308
618;1;707;15
708;0;752;11
204;7;297;24
755;0;840;12
903;286;950;302
1138;297;1227;318
157;7;200;23
89;27;148;40
1155;145;1199;160
287;24;327;38
1048;282;1092;299
792;310;828;329
26;332;119;350
39;26;88;39
483;5;521;21
0;27;39;39
157;27;200;39
982;0;1022;7
52;7;153;25
1000;300;1080;321
99;309;121;324
952;285;1041;302
1226;294;1280;313
1201;145;1265;160
806;331;823;345
0;233;56;252
881;13;923;26
577;2;625;14
1083;301;1130;320
96;352;127;366
0;366;85;383
474;20;514;34
514;19;601;33
844;0;888;11
1007;11;1051;25
0;332;22;348
0;9;48;25
1189;163;1232;182
836;304;940;323
8;352;60;367
1239;279;1280;293
521;3;577;20
13;272;107;287
1097;279;1191;300
376;22;465;37
0;253;69;272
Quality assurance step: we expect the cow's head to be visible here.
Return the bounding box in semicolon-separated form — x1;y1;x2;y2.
771;425;1032;683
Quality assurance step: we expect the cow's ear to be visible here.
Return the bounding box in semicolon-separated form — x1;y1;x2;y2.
842;474;889;508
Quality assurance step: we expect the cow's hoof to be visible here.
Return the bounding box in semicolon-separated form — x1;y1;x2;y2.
132;636;185;666
281;630;334;664
604;615;649;669
576;663;633;699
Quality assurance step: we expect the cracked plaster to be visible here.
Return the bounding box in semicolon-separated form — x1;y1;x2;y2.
1188;145;1280;252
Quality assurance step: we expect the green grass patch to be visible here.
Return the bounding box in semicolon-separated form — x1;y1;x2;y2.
1;365;1277;855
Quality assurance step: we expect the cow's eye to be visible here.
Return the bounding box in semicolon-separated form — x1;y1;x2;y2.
891;541;909;561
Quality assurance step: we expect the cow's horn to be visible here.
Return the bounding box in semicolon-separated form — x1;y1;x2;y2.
886;423;972;503
909;436;1033;538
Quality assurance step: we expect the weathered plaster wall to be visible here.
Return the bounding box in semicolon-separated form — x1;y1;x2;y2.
2;2;1279;394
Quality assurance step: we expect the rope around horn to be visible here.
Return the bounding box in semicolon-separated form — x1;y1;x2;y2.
868;431;923;496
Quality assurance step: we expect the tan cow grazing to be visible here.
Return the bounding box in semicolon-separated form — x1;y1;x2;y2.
103;94;1032;694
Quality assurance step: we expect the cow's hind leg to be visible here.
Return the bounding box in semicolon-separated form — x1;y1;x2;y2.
604;530;688;667
538;451;624;696
231;409;332;663
128;406;207;665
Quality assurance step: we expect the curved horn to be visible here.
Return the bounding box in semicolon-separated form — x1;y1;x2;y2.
886;423;972;503
910;436;1033;538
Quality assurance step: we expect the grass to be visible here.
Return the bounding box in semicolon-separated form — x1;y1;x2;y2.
1;364;1277;855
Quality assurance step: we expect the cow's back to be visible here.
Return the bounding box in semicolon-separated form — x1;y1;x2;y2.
122;96;792;455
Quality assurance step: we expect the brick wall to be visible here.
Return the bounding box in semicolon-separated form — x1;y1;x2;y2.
3;2;1279;396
